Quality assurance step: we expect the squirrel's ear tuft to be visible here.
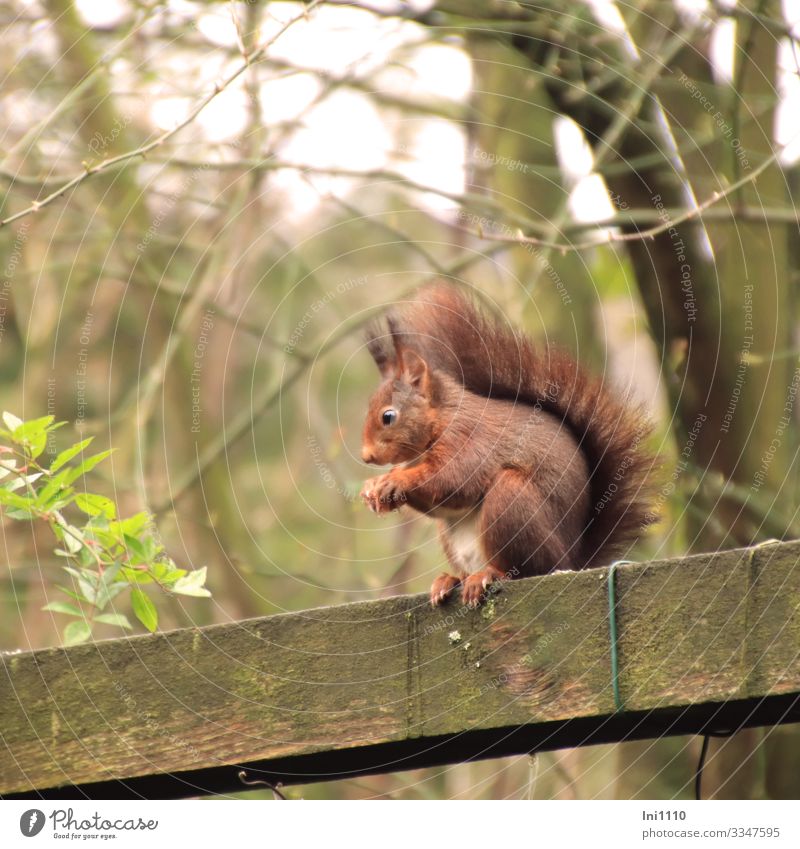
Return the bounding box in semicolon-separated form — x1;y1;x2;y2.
400;349;430;394
386;314;412;369
365;320;394;378
387;314;432;395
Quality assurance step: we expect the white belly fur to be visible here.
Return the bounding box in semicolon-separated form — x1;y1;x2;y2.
441;509;485;575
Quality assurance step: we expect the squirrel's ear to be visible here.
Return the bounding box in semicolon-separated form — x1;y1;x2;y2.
387;315;431;394
365;321;395;378
400;349;430;394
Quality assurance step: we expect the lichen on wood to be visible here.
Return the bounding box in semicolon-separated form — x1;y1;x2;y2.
1;541;799;797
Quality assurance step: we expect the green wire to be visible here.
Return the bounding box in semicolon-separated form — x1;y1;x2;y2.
608;560;633;713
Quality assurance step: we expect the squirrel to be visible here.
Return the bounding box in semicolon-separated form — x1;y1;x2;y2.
360;283;661;608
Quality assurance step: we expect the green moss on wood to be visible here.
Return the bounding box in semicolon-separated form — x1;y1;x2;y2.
2;541;800;794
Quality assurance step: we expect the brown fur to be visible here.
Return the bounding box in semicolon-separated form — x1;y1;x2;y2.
360;283;661;606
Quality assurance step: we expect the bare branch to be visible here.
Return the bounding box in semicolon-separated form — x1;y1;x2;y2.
456;148;786;254
0;0;323;230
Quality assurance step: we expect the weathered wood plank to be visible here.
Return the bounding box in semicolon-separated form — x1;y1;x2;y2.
2;541;800;798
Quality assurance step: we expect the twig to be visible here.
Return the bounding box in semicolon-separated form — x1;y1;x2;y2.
1;7;151;168
0;0;323;230
458;149;783;254
328;194;451;275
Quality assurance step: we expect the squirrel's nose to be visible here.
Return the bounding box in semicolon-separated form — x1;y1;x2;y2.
362;446;376;464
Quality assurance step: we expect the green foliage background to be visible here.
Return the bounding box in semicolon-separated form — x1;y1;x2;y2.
1;0;799;800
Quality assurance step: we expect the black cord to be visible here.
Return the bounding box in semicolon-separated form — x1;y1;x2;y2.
237;769;287;800
695;734;711;800
695;730;736;800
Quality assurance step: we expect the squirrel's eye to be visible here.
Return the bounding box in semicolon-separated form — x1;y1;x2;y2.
381;408;398;426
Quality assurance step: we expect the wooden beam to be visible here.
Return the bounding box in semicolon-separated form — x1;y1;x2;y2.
2;541;800;799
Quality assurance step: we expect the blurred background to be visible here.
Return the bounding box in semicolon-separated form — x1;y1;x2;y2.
1;0;799;799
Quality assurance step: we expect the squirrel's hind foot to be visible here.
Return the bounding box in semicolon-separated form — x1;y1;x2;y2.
461;565;507;608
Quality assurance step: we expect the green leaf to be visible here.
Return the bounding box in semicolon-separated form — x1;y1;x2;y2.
96;581;127;608
95;563;127;609
123;533;147;562
75;492;116;519
13;416;55;458
90;527;122;550
121;567;154;584
77;546;99;568
131;588;158;632
63;620;92;646
153;563;186;584
101;561;122;583
54;513;88;554
35;469;73;507
172;566;211;598
2;412;23;431
50;438;94;473
0;488;34;512
117;511;150;537
163;569;187;583
64;449;113;484
14;415;54;435
77;581;97;604
60;524;85;554
56;585;85;602
94;612;133;630
64;566;97;604
42;600;83;617
142;535;159;560
87;514;110;529
5;508;35;520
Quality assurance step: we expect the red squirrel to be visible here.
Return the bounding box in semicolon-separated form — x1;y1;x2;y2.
360;283;660;608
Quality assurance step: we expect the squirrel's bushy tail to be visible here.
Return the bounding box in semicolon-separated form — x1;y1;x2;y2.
392;283;660;568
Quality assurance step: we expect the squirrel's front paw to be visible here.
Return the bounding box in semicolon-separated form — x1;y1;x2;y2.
361;474;405;514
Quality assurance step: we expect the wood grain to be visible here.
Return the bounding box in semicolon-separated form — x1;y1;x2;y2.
2;541;800;797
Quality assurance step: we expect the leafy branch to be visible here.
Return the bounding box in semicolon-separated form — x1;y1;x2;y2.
0;413;210;645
